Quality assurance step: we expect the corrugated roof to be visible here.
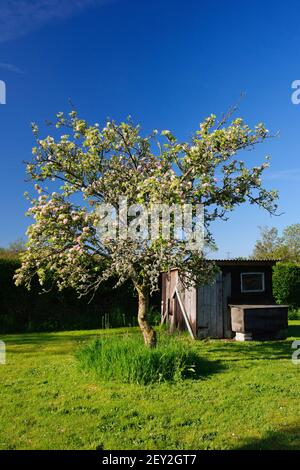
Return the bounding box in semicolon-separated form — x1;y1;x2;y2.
212;258;279;262
213;258;279;266
168;258;279;271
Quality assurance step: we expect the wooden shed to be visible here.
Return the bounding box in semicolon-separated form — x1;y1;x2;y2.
161;259;288;340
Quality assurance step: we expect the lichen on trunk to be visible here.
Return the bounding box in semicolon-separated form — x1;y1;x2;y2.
135;284;157;348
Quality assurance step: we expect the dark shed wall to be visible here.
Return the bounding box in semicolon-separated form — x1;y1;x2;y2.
219;264;275;305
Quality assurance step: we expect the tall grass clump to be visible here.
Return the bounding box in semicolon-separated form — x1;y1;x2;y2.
76;333;201;384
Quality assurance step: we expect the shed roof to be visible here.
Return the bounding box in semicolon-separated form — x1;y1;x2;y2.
166;258;281;271
167;258;279;272
213;259;279;267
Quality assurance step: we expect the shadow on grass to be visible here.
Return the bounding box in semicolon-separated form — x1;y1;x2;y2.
1;334;100;356
2;329;135;349
235;423;300;450
201;323;300;363
4;323;300;365
181;354;226;381
4;331;225;381
205;340;296;363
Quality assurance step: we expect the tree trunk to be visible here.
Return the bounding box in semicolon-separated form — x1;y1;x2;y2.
135;285;157;348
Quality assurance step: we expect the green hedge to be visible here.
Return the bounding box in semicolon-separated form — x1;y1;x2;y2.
0;257;142;333
273;262;300;310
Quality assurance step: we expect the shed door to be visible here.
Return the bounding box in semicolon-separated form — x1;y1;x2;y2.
197;272;224;338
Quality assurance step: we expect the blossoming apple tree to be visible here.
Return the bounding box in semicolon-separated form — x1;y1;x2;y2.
15;110;278;347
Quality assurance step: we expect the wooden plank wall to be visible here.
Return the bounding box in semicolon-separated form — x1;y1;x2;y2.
197;272;224;338
162;269;233;339
161;271;197;336
222;272;233;338
161;270;178;331
181;283;197;337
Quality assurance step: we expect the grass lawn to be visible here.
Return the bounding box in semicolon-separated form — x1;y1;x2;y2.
1;322;300;450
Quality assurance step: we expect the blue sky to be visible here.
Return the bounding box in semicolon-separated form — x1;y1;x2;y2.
0;0;299;257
